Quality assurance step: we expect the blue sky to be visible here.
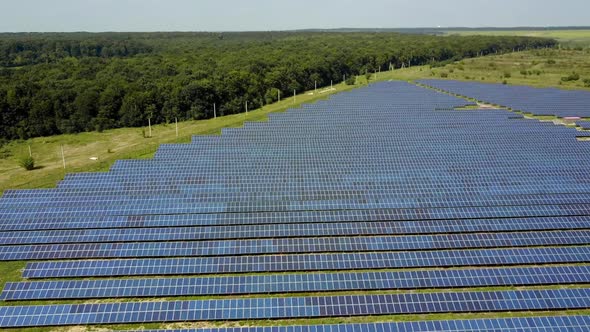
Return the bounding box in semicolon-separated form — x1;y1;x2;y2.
0;0;588;32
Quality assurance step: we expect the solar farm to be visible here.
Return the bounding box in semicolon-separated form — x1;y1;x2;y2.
2;80;590;330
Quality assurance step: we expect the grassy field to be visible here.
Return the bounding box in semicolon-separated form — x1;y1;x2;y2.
414;49;590;90
445;29;590;48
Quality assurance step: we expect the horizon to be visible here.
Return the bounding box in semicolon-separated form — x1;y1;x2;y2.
1;26;590;34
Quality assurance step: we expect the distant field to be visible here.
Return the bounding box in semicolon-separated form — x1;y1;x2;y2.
387;49;590;90
446;29;590;47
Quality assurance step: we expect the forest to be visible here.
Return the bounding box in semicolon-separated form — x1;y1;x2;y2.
0;32;556;140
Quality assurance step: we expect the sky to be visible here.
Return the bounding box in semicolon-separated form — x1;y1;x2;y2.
0;0;588;32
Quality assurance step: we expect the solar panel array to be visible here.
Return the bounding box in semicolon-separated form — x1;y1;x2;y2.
1;81;590;328
417;79;590;118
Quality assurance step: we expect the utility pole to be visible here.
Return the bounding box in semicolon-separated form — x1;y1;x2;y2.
61;145;66;170
278;90;281;102
293;89;296;104
314;81;317;94
245;101;248;114
175;118;178;138
213;103;216;118
28;145;32;157
148;118;152;138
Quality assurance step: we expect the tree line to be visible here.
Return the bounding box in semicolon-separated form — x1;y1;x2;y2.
0;32;557;140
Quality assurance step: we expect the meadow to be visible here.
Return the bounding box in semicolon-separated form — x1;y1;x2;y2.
446;29;590;48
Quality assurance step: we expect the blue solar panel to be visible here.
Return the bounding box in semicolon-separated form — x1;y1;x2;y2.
23;246;590;278
2;217;589;244
4;265;589;300
418;79;590;118
1;289;589;327
1;230;586;260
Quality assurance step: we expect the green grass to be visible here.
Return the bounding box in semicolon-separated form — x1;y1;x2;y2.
414;48;590;91
445;29;590;48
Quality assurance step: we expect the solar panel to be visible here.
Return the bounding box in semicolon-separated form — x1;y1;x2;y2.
1;288;590;327
2;230;587;260
418;79;590;118
4;265;590;300
23;246;590;278
2;217;589;244
3;204;590;225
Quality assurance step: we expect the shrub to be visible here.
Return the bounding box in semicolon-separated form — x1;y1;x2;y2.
584;78;590;87
345;75;356;85
547;59;556;65
502;80;508;85
561;72;580;82
520;70;528;76
440;72;448;78
18;156;35;171
503;72;511;78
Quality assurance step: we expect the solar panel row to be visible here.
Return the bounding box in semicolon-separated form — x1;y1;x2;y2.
2;230;586;260
23;246;590;278
3;265;589;300
3;204;590;223
1;289;590;327
3;217;590;244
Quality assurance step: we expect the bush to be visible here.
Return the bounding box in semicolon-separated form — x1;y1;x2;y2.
561;72;580;82
345;76;356;85
547;59;556;65
440;72;449;78
584;78;590;87
503;72;511;78
502;80;508;85
520;70;528;76
18;156;35;171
